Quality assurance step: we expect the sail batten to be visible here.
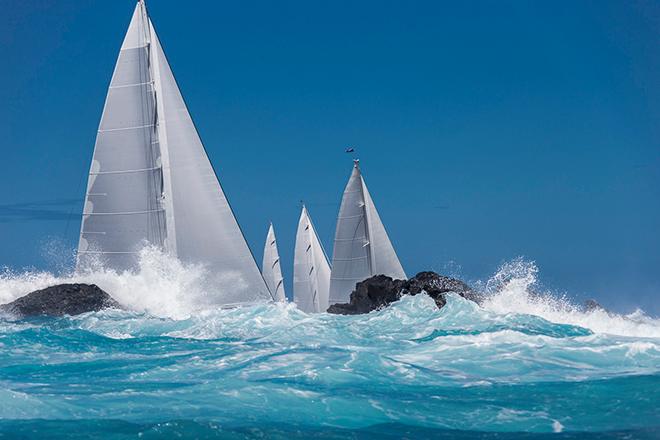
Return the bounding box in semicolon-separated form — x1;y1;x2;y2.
262;224;286;302
328;161;406;305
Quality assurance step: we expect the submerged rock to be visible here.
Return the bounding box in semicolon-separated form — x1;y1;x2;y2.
0;283;121;318
327;271;479;315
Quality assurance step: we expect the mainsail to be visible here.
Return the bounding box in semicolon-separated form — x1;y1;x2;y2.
293;206;331;313
262;223;286;302
77;1;272;305
328;160;406;305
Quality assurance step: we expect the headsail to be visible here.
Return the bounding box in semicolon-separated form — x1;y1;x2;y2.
262;223;286;302
78;1;271;305
148;18;270;304
293;206;331;313
328;160;405;305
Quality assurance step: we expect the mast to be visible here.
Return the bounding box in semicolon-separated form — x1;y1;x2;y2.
147;2;176;256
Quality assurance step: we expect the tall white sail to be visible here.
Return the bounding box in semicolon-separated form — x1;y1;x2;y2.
148;18;270;304
293;206;331;313
262;223;286;302
78;1;271;305
328;160;405;305
77;2;164;271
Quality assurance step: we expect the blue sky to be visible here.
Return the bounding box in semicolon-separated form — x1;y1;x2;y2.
1;1;658;314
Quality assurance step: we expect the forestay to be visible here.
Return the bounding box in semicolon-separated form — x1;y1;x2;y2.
328;160;406;305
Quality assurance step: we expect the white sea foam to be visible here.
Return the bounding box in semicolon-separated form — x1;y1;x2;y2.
479;258;660;338
1;254;658;434
1;247;225;319
1;250;659;339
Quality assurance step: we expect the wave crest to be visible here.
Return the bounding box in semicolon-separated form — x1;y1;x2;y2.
1;253;658;338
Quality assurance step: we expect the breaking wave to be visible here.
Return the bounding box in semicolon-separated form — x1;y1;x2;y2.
1;250;656;337
1;247;227;319
0;251;659;437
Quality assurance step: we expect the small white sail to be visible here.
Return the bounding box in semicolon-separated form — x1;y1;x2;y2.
78;1;271;305
262;223;286;302
293;206;331;313
328;160;405;305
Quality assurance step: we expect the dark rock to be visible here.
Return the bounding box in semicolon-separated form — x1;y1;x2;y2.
327;271;479;315
0;284;121;318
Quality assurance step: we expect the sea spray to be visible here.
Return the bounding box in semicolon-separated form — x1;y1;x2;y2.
2;247;227;319
0;255;659;436
481;258;660;338
2;252;656;337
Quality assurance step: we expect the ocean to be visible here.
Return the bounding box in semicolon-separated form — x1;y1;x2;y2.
0;253;658;439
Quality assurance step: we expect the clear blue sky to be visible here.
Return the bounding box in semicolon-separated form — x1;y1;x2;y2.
1;1;658;314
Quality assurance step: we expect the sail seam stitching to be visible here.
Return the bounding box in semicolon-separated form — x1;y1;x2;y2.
83;209;164;215
120;44;149;51
109;80;154;89
91;166;160;175
98;123;155;133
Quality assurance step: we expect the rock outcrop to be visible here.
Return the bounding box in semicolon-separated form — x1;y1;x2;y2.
0;284;121;318
327;271;479;315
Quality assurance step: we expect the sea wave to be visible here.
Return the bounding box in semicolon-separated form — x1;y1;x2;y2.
1;252;659;435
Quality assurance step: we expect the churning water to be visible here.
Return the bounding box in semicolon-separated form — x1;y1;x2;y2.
0;251;658;439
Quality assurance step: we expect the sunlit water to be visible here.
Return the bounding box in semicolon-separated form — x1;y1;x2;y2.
1;252;658;439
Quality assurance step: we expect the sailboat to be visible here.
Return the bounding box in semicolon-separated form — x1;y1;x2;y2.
328;160;406;305
293;206;331;313
262;223;286;302
77;1;272;305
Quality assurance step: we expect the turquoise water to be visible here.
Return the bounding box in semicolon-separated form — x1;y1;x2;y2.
0;257;659;439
